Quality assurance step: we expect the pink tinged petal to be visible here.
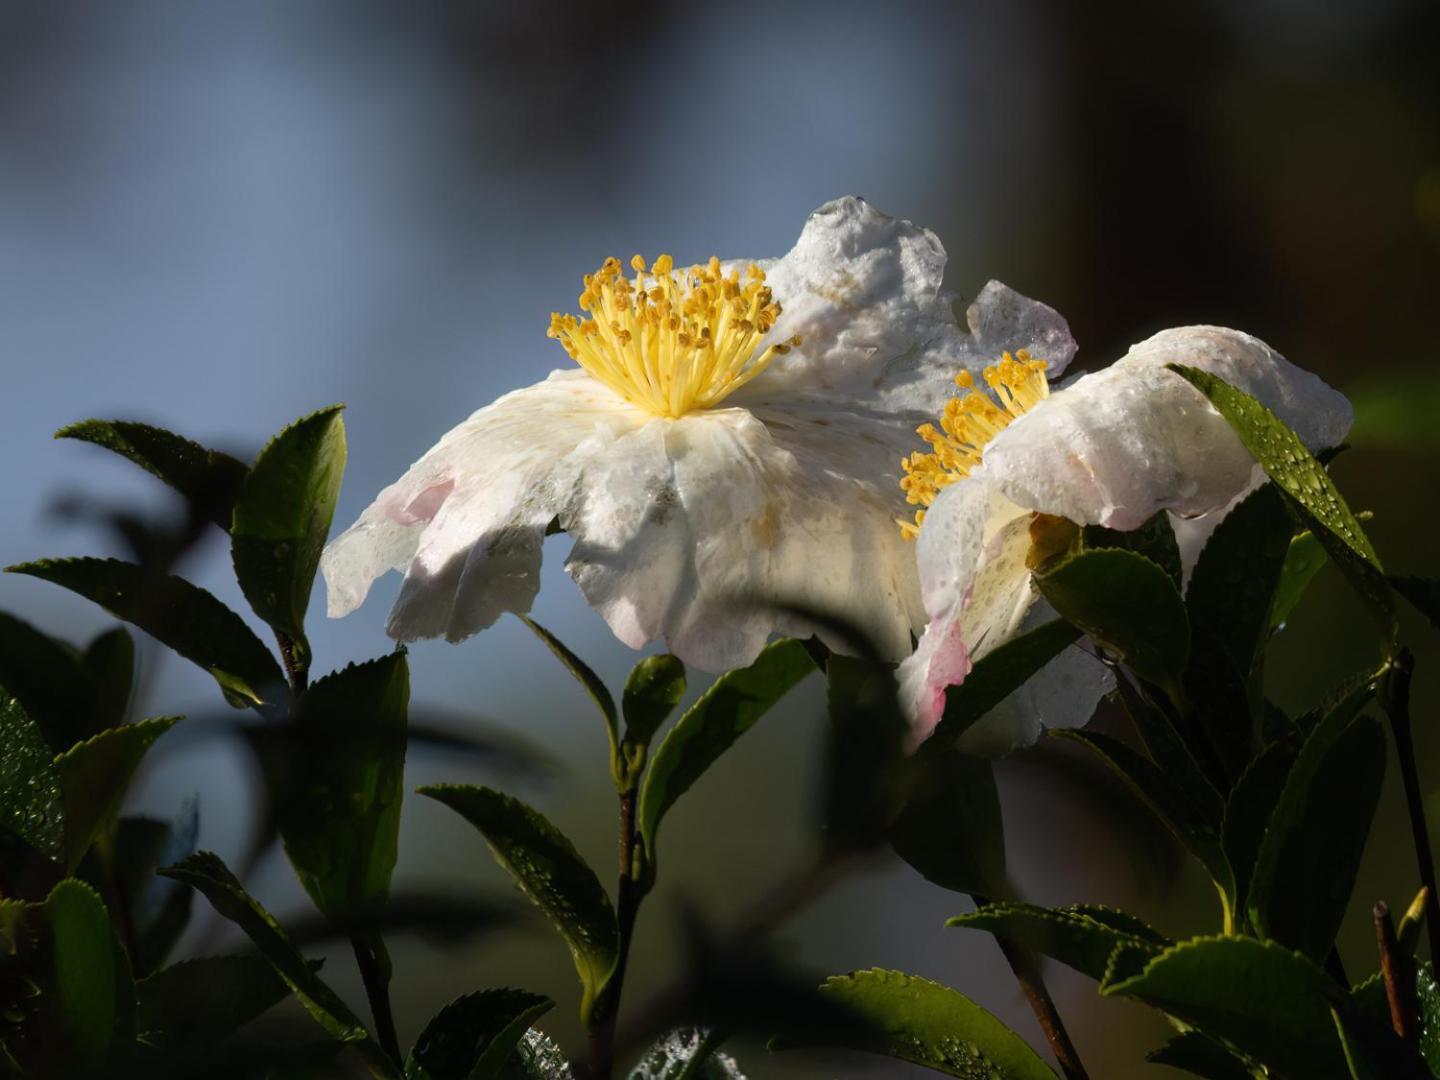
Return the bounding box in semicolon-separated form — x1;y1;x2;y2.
982;325;1353;530
965;280;1078;380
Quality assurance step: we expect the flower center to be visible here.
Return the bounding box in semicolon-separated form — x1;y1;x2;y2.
898;350;1051;539
547;254;803;419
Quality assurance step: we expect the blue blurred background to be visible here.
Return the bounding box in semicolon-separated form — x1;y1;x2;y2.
2;1;1438;1075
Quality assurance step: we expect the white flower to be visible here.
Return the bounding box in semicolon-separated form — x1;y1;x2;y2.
900;325;1353;755
320;197;1077;671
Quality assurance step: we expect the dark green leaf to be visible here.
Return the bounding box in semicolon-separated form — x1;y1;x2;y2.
405;988;553;1080
1353;963;1440;1074
1181;629;1255;788
266;653;409;922
1146;1031;1257;1079
1270;528;1329;632
519;616;618;760
156;851;395;1075
1104;935;1350;1078
1036;548;1190;699
1110;671;1224;822
947;902;1167;982
56;418;248;529
1221;740;1297;928
888;749;1006;898
45;878;134;1074
7;558;286;709
822;655;909;853
114;806;198;977
1084;510;1183;587
1393;576;1440;635
0;689;64;860
1247;710;1386;963
1167;364;1396;645
0;612;99;752
231;406;346;659
637;640;815;877
1052;730;1235;926
56;716;179;870
83;627;134;731
928;620;1083;749
136;953;295;1052
621;654;686;755
770;968;1056;1078
417;785;617;1024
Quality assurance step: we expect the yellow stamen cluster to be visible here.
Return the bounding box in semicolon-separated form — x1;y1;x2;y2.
547;254;802;418
898;350;1051;539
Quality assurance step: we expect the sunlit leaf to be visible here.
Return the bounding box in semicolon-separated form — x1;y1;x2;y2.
619;654;686;784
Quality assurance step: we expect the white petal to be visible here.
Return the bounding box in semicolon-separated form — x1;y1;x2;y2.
983;326;1353;530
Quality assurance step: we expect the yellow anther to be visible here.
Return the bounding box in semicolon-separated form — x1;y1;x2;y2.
898;350;1051;538
547;253;798;418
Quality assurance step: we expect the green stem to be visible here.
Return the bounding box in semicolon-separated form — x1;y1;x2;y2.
351;932;403;1070
587;786;644;1080
1381;650;1440;974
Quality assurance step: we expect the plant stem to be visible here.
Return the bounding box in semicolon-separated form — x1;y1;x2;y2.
973;893;1089;1080
274;630;309;695
351;932;403;1070
587;786;643;1080
1382;649;1440;974
1375;900;1420;1039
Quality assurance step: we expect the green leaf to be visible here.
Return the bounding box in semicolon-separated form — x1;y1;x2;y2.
0;612;100;752
1104;935;1351;1079
1111;672;1224;822
405;988;553;1080
7;558;286;709
508;1029;574;1079
1246;709;1386;963
1084;510;1183;587
519;616;619;761
1393;576;1440;634
156;851;395;1075
1270;528;1329;632
822;655;909;853
1036;548;1189;699
0;689;64;860
265;653;409;923
45;878;134;1074
113;806;198;977
770;968;1056;1078
947;902;1167;982
56;418;248;529
637;639;815;879
627;1029;744;1079
136;953;295;1053
417;785;617;1025
1221;740;1297;928
1352;963;1440;1074
1186;483;1294;677
56;716;180;870
621;655;686;759
1146;1032;1258;1079
231;406;347;660
1053;730;1235;926
1167;364;1396;644
888;749;1006;898
928;620;1082;749
83;626;135;731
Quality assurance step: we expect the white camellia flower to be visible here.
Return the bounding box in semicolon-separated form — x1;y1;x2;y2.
898;325;1354;755
320;197;1078;671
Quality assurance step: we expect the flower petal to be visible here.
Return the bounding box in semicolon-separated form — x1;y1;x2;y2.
982;326;1353;530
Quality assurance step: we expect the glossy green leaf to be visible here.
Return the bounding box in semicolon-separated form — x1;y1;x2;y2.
0;689;64;860
268;653;409;922
948;902;1168;982
1036;548;1189;698
1221;740;1297;927
928;620;1082;749
1352;963;1440;1074
136;953;294;1053
46;879;134;1074
888;749;1006;898
405;988;553;1080
6;558;286;709
1146;1031;1257;1079
83;626;135;731
621;654;686;754
1053;730;1234;924
156;851;394;1075
519;616;618;758
417;785;617;1024
56;418;248;529
1104;935;1350;1078
1084;510;1183;587
56;716;180;870
627;1029;743;1079
637;639;815;877
1393;576;1440;634
771;968;1056;1078
508;1030;574;1079
231;405;346;659
0;611;100;752
1247;709;1386;963
1270;529;1329;632
1167;364;1396;644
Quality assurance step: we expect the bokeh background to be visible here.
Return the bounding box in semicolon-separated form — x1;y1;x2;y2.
2;1;1438;1075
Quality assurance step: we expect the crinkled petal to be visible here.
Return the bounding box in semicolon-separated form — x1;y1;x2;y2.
983;326;1354;529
